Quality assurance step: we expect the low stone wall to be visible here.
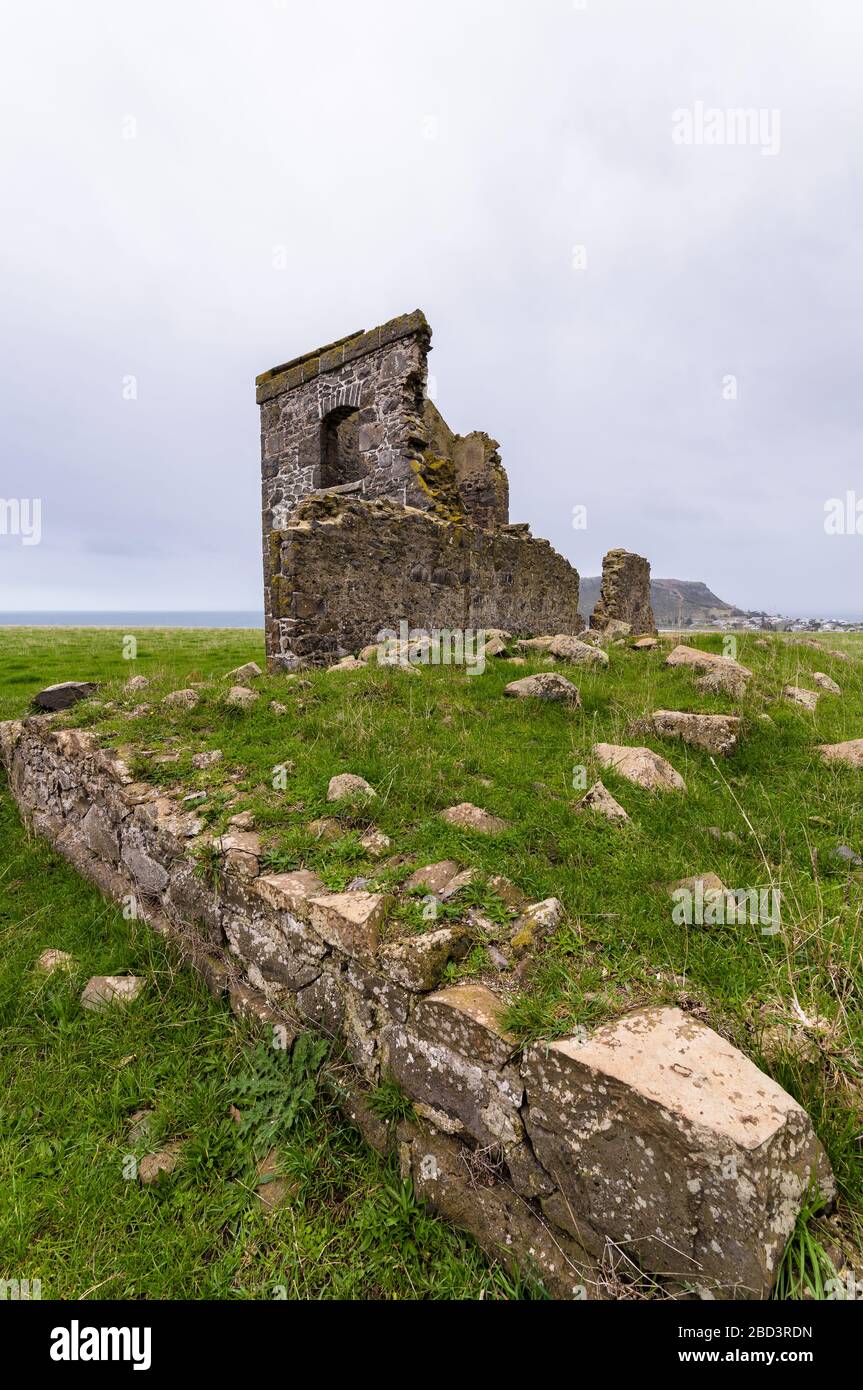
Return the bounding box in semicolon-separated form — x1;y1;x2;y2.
269;495;584;665
0;716;834;1299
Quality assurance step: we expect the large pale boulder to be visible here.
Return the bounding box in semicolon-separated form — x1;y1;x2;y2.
440;803;509;833
327;772;376;802
666;645;751;678
644;710;740;756
163;688;199;710
81;975;145;1012
783;685;819;711
546;635;608;667
226;685;258;708
819;738;863;768
521;1007;834;1298
225;661;262;681
812;672;841;694
504;672;581;703
403;860;460;895
593;743;686;792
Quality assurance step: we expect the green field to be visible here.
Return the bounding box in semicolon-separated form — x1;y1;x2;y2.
0;627;521;1300
1;624;862;1298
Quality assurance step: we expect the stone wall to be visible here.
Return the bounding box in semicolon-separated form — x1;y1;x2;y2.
590;548;657;634
257;310;579;668
268;494;583;665
0;714;834;1299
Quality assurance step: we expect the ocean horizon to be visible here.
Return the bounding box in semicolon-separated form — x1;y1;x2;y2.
0;611;265;628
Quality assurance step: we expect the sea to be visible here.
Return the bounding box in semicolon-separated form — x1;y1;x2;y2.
0;612;265;628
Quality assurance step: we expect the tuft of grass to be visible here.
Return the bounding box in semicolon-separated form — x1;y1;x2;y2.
774;1189;838;1300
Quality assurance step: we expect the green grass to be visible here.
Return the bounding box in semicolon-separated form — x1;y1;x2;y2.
2;623;862;1296
0;626;519;1300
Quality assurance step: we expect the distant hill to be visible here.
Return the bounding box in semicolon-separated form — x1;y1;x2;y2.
578;576;744;628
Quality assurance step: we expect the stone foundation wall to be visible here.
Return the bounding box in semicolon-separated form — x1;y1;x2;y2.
268;494;584;664
0;716;833;1299
590;548;656;634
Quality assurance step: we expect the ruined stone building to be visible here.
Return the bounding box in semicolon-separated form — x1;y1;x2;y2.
257;309;650;666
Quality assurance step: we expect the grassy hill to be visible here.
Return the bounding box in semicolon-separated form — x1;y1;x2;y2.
1;624;862;1297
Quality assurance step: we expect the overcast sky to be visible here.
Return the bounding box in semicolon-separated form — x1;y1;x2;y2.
2;0;861;615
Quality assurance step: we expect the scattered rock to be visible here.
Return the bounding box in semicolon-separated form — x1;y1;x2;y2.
192;749;223;770
228;810;255;830
819;738;863;768
327;772;377;802
514;636;555;652
487;874;528;909
696;666;749;698
706;826;741;845
124;675;150;693
593;743;686;792
510;898;563;956
270;700;288;715
440;803;509;834
438;868;476;901
832;845;863;868
81;975;145;1012
36;948;75;974
127;1108;155;1143
575;780;630;822
644;710;740;756
328;655;367;671
487;945;510;971
226;685;258;708
163;688;199;710
783;685;819;711
504;672;581;703
403;861;461;895
359;828;391;857
546;635;609;667
665;645;752;679
812;672;841;695
256;1148;297;1210
308;816;342;842
666;872;729;896
139;1142;182;1186
633;636;658;650
225;661;263;681
34;681;98;711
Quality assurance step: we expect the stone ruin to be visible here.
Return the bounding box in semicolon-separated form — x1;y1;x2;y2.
257;310;586;668
590;547;656;635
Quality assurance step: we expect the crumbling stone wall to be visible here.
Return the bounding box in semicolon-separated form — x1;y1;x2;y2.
258;310;577;667
423;401;509;530
590;548;656;634
268;494;583;664
0;715;833;1300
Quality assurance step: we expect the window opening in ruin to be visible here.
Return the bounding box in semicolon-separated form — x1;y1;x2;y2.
320;405;363;489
